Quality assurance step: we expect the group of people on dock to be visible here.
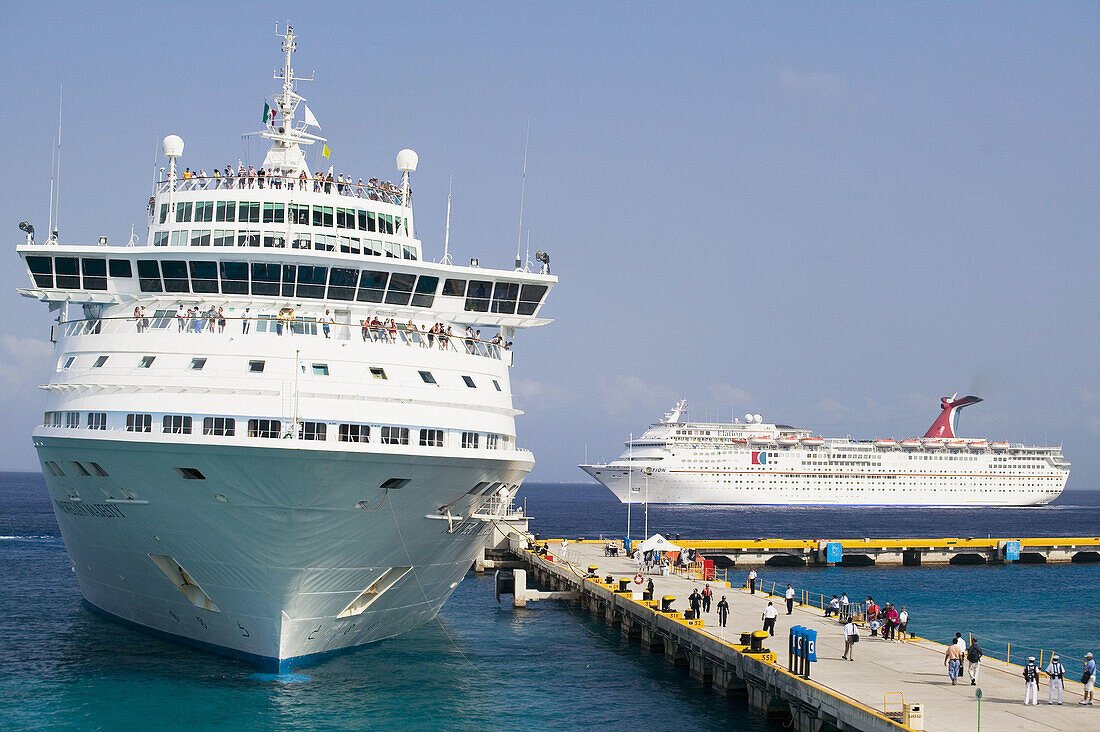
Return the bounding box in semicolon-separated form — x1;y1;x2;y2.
178;166;404;203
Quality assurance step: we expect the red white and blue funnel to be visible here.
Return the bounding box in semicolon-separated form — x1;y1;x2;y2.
923;394;983;439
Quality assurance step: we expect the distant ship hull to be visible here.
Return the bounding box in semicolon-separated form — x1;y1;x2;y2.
39;434;531;670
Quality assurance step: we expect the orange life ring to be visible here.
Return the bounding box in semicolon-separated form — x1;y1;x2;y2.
633;573;645;585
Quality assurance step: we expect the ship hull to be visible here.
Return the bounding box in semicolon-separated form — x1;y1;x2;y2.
580;465;1066;507
37;434;531;670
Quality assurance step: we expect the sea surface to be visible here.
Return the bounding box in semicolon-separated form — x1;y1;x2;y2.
2;471;1098;730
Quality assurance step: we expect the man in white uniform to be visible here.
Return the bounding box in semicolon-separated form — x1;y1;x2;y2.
1046;654;1065;704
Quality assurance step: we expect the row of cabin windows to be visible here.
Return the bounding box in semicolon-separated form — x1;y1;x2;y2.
43;460;109;478
162;201;404;236
45;411;507;448
25;256;549;316
65;353;502;392
152;229;416;260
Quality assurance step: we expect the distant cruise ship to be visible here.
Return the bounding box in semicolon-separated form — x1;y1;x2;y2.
580;396;1069;506
15;26;555;670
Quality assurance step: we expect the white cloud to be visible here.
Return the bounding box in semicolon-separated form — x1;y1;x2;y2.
707;383;754;406
778;66;846;99
512;378;575;409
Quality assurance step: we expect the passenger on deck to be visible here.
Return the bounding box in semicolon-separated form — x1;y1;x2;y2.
247;165;256;189
225;165;235;189
176;304;186;333
242;307;251;334
257;168;265;189
299;171;307;190
217;307;226;333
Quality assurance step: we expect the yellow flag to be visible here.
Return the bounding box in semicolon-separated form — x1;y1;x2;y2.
321;144;331;159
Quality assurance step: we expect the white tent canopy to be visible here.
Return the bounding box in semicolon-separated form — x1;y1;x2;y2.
634;534;681;553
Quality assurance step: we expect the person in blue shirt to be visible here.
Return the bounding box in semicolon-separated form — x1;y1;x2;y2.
1081;652;1096;705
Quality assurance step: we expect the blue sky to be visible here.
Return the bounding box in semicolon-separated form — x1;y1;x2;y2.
1;2;1097;488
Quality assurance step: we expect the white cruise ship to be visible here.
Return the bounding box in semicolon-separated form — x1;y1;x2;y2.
14;27;555;670
580;396;1069;506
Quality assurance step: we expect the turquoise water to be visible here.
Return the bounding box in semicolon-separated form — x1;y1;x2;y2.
3;472;1098;729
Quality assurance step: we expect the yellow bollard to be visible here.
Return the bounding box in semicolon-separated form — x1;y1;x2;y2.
1039;650;1043;667
1007;643;1011;664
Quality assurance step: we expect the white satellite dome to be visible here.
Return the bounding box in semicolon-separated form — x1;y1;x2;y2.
753;414;763;424
396;148;418;172
744;414;753;424
162;135;184;158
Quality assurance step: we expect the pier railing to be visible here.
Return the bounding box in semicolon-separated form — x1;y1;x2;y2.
58;315;508;361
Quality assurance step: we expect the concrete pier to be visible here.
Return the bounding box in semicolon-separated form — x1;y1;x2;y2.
678;536;1100;568
511;538;1096;732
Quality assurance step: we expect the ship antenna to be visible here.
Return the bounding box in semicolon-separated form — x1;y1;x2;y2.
48;85;62;243
514;115;530;270
441;175;453;265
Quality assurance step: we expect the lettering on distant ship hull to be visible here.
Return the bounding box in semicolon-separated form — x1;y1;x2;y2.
54;500;126;518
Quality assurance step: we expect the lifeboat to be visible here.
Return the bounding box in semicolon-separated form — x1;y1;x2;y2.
990;441;1010;450
921;438;943;448
874;439;897;449
967;439;988;449
946;440;967;449
777;437;800;447
749;435;774;446
900;440;921;449
801;437;825;446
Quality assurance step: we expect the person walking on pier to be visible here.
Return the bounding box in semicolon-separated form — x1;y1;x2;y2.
689;589;701;619
1046;654;1066;704
966;637;983;685
1081;652;1096;705
945;641;964;685
842;619;858;661
748;568;757;594
785;584;795;615
717;596;729;628
883;603;899;641
1023;657;1040;705
701;584;713;613
762;602;778;636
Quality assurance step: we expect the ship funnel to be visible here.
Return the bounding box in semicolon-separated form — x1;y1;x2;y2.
923;395;983;438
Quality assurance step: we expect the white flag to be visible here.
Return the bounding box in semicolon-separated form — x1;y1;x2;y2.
302;104;320;129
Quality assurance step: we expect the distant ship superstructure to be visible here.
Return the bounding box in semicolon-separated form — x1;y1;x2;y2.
581;396;1068;506
16;26;555;670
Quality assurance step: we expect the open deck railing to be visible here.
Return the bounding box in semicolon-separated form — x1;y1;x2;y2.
58;315;508;361
156;176;407;205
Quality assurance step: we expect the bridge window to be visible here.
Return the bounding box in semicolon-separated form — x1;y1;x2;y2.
212;229;234;247
491;282;519;314
55;257;80;288
159;260;189;292
175;201;192;222
82;258;108;290
385;272;415;305
220;261;248;294
250;263;280;296
237;230;260;247
411;276;438;308
27;256;53;288
363;238;382;256
296;265;327;298
189;261;219;293
159;203;168;223
327;268;357;301
518;284;548;315
194;201;213;222
442;279;466;297
87;412;107;430
290;204;309;225
338;424;370;443
312;205;333;227
108;259;132;278
262;232;285;248
65;411;80;428
465;280;491;312
202;417;235;436
170;230;187;247
247;419;280;438
461;432;479;449
357;270;388;303
291;232;312;249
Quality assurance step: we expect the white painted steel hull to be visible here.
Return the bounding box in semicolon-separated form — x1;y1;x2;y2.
37;434;531;670
580;459;1067;507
